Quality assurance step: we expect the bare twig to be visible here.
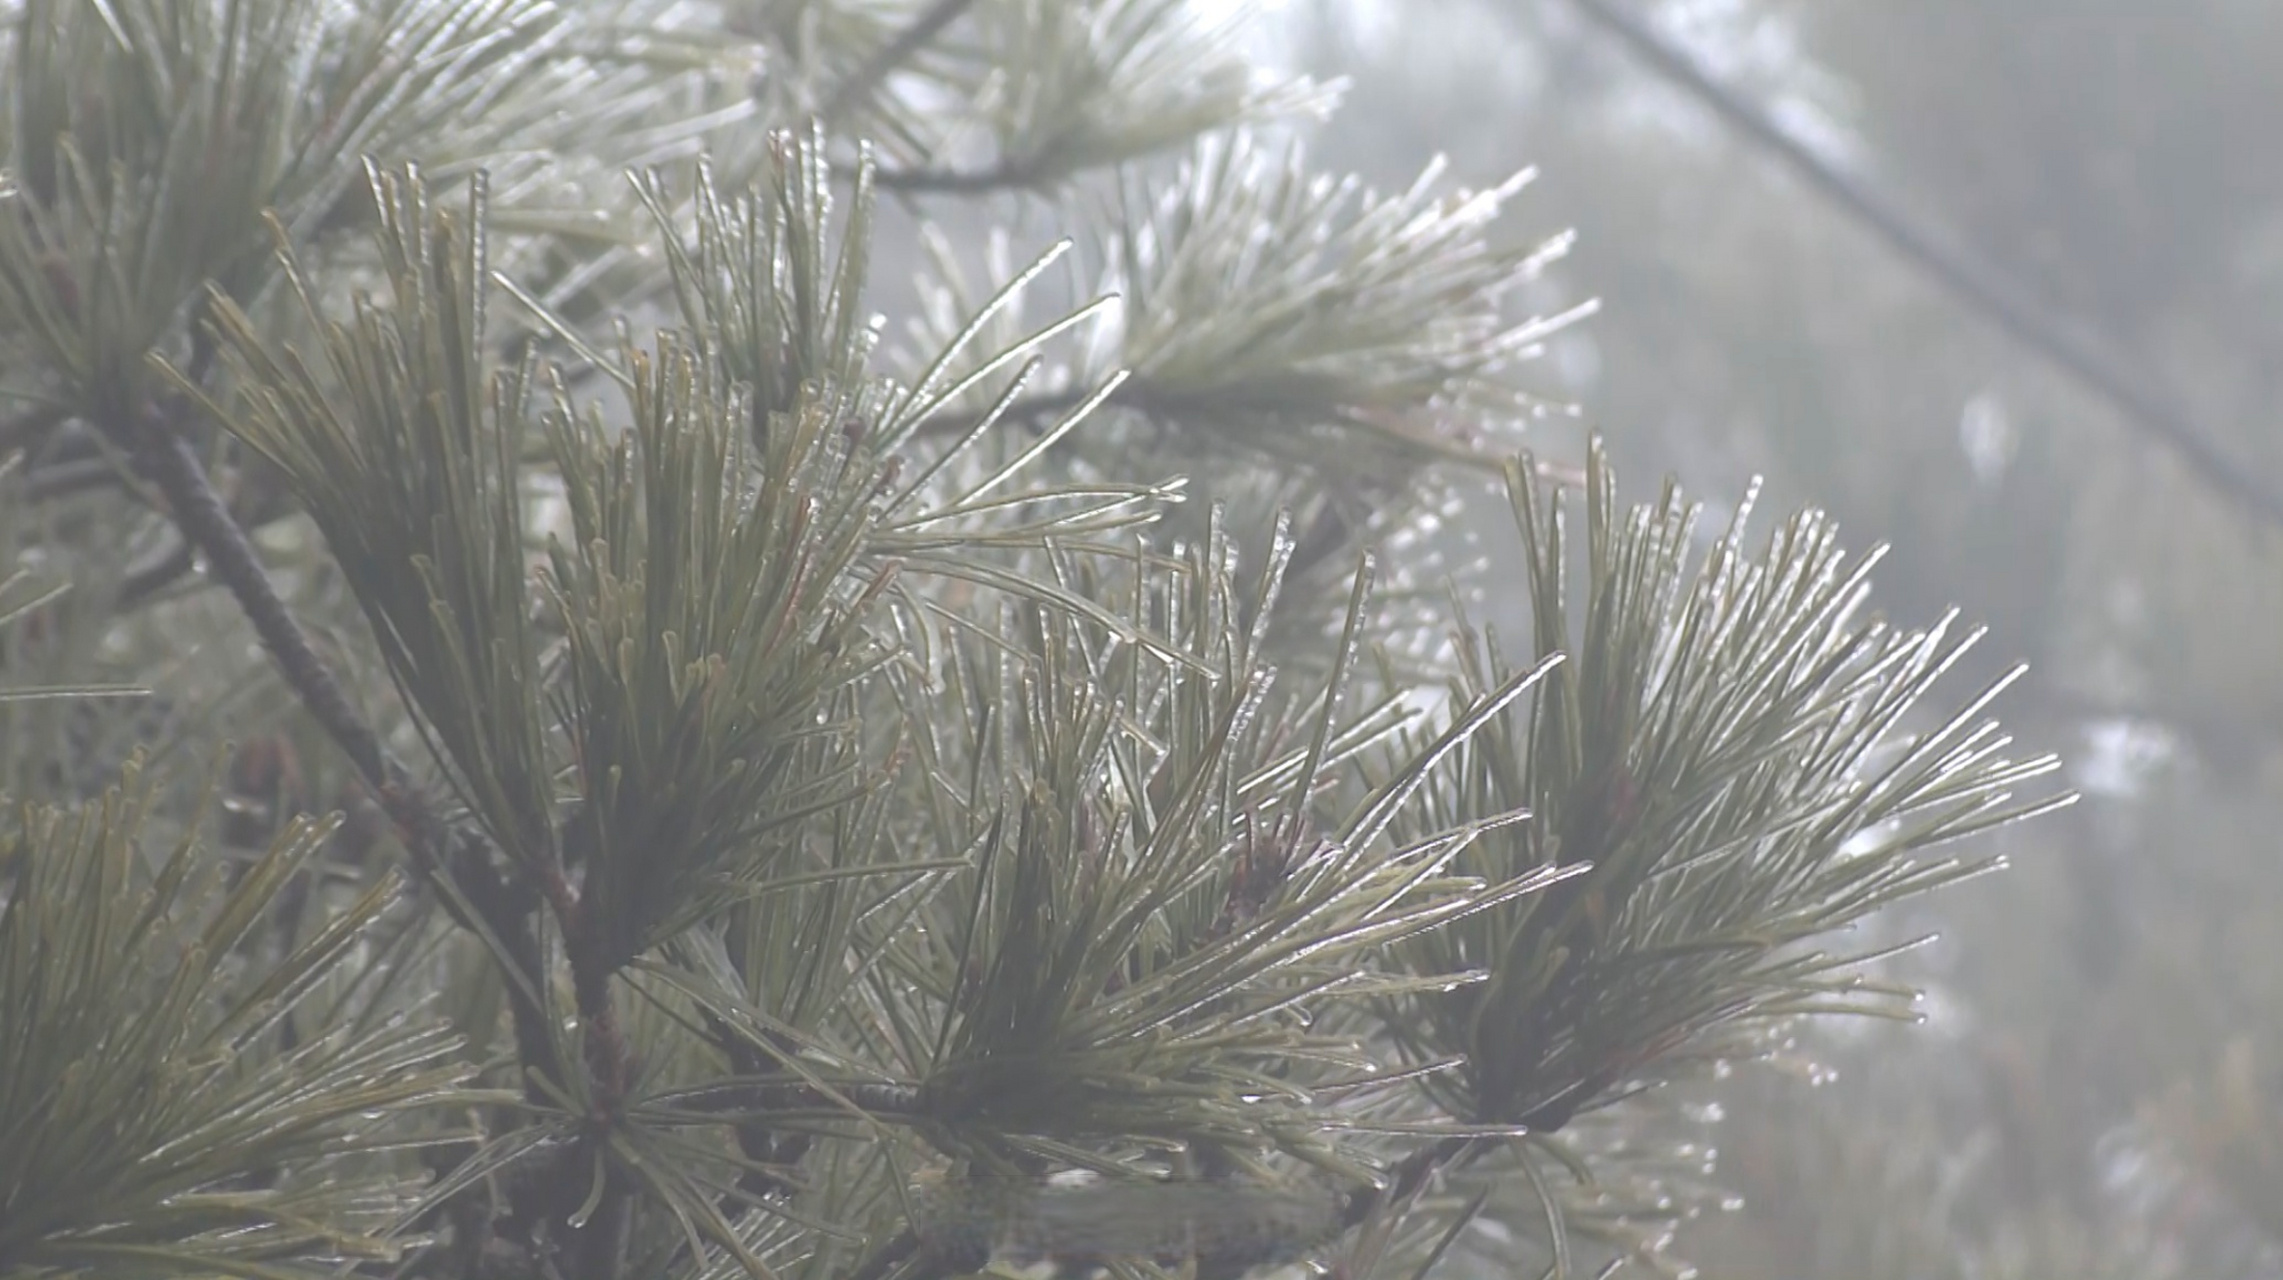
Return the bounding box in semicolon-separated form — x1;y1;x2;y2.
128;406;392;781
663;1078;927;1118
910;386;1090;439
1339;1136;1473;1231
117;537;197;608
822;0;982;121
845;1228;921;1280
1564;0;2283;534
113;392;564;1097
873;157;1047;196
22;456;130;502
0;404;70;458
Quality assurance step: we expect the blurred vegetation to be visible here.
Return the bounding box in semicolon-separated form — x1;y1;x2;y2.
1276;0;2283;1274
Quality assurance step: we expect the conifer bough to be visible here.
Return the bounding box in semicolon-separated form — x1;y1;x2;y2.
0;3;2070;1279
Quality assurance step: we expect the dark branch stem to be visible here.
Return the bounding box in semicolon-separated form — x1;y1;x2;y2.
662;1078;926;1118
844;1229;920;1280
908;386;1090;441
823;0;981;120
1563;0;2283;534
864;1139;1470;1280
0;404;69;459
702;1017;819;1201
548;835;634;1278
568;1159;633;1280
873;158;1046;196
118;537;197;608
127;376;642;1275
1340;1136;1473;1231
116;391;562;1094
129;405;391;781
21;456;129;503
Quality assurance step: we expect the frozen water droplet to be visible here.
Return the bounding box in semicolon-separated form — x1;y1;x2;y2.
1958;392;2017;485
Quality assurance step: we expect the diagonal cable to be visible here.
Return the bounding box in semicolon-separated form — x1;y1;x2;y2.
1564;0;2283;535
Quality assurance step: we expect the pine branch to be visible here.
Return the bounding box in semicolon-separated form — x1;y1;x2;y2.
657;1079;928;1119
844;1228;921;1280
873;157;1053;195
123;403;383;781
555;846;639;1280
909;386;1110;439
895;133;1586;489
0;3;2090;1274
850;0;1337;195
115;537;196;608
0;775;473;1275
112;389;566;1103
0;405;70;458
1364;442;2072;1247
19;456;129;503
823;0;983;121
1339;1136;1474;1230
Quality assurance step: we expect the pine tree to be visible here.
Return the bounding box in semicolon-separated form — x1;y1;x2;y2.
0;3;2068;1278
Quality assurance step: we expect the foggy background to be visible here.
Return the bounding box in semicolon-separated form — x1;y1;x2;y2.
1249;2;2283;1276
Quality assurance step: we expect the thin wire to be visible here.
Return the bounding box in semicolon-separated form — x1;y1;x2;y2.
1564;0;2283;536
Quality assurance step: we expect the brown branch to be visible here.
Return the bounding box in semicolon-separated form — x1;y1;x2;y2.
1563;0;2283;534
567;919;635;1097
